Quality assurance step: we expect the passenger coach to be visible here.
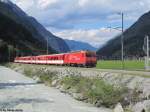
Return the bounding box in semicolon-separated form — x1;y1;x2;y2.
14;51;97;67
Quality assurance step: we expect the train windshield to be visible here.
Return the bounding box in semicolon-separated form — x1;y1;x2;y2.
86;53;96;57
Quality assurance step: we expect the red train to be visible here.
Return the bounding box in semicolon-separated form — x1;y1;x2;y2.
14;51;97;67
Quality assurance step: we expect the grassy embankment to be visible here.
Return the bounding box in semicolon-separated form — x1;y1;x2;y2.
96;60;145;70
24;68;128;108
4;63;140;111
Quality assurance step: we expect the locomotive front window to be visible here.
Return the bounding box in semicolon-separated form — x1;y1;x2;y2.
86;53;96;57
86;54;92;57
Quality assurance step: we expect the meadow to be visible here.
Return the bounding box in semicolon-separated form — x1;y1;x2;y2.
96;60;145;70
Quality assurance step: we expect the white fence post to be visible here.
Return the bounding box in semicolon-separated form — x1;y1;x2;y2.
143;36;150;70
144;36;150;70
145;56;150;70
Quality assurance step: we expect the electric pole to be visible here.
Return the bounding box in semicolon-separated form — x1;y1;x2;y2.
146;35;149;70
121;13;124;69
47;37;49;55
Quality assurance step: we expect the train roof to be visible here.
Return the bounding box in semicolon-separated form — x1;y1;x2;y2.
16;50;96;58
35;50;88;57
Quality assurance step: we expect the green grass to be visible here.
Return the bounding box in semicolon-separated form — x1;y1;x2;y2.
61;75;127;107
96;60;145;70
23;67;58;85
21;65;129;107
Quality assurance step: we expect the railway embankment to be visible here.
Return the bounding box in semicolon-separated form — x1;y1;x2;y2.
4;63;150;112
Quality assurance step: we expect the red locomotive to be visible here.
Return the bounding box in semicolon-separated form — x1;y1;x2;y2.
14;51;97;67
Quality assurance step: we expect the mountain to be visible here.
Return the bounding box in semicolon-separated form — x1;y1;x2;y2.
0;0;70;54
65;39;97;51
97;11;150;58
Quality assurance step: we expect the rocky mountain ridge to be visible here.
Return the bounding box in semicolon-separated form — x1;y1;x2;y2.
0;0;70;53
97;11;150;58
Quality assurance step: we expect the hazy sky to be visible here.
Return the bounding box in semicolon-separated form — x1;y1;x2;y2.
11;0;150;48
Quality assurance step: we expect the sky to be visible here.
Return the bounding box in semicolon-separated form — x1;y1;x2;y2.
11;0;150;48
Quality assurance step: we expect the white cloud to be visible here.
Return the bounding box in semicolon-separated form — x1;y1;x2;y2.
52;28;120;48
10;0;150;48
11;0;150;28
78;0;89;7
38;0;58;9
12;0;34;11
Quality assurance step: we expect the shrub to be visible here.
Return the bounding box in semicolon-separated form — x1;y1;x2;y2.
61;75;127;107
39;71;58;85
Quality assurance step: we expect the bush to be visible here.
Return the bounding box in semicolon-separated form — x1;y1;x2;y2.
24;67;35;77
24;67;58;85
39;71;58;85
87;79;126;107
61;75;127;107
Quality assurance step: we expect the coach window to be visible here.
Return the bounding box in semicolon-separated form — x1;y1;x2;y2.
62;56;64;60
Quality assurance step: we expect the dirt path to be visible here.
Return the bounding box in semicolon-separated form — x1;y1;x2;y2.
54;65;150;77
0;66;112;112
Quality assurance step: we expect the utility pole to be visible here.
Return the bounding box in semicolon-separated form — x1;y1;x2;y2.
16;45;18;57
47;37;49;55
121;13;124;69
147;36;149;62
146;35;149;70
108;12;124;69
8;45;10;62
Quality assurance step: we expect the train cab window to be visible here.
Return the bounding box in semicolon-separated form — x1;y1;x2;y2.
86;54;91;57
86;53;96;57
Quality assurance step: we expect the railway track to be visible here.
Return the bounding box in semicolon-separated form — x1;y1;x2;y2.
12;63;150;78
53;65;150;77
